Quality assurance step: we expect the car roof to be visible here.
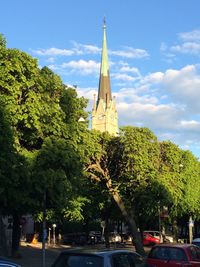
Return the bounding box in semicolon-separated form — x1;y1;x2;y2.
151;243;195;249
144;230;160;233
193;238;200;242
0;261;20;267
59;248;140;256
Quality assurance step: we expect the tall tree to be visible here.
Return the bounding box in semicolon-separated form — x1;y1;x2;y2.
86;127;160;256
0;37;89;255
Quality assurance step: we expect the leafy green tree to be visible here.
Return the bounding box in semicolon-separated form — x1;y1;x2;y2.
0;34;6;48
111;126;160;254
158;141;200;239
86;127;160;255
0;103;31;256
180;151;200;218
0;38;90;255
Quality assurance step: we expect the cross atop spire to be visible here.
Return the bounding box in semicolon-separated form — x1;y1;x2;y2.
103;16;106;30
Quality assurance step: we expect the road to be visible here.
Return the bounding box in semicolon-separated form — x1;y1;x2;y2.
10;241;150;267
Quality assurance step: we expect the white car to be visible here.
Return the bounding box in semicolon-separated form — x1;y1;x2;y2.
109;232;122;243
51;249;146;267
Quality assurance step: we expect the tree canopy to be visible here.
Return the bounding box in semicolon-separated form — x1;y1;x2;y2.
1;33;200;256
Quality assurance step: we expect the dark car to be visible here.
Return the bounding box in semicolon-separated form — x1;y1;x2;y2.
0;257;21;267
51;248;146;267
146;243;200;267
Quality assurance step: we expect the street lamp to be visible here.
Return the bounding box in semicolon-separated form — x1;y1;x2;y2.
48;228;51;246
189;216;194;244
52;224;56;247
42;190;46;267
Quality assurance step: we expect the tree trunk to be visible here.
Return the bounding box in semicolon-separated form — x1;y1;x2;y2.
106;180;145;256
172;218;178;243
103;208;110;248
0;214;7;256
11;211;21;258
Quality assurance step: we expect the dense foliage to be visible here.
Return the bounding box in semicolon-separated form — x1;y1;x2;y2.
0;33;200;256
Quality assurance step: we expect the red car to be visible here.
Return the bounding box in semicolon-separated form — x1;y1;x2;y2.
143;231;161;246
146;243;200;267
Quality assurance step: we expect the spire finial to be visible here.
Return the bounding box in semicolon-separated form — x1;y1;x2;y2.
103;16;106;30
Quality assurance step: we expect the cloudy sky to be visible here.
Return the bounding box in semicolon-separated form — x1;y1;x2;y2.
1;0;200;158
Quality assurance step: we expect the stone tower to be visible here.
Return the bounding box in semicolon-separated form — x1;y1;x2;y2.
92;20;118;136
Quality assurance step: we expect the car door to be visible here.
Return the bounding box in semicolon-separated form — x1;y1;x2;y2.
128;252;145;267
187;246;200;266
111;253;135;267
147;247;186;267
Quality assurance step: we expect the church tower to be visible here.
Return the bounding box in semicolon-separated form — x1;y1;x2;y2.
92;20;118;136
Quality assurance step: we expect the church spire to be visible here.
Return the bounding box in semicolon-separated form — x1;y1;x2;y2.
91;19;118;136
97;18;112;105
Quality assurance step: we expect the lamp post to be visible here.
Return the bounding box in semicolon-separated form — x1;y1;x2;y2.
48;228;51;246
189;216;194;244
52;224;56;247
42;190;46;267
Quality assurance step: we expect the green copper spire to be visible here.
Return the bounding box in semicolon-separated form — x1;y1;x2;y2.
101;18;109;76
97;18;112;105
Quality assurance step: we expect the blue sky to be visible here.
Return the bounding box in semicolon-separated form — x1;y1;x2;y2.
1;0;200;158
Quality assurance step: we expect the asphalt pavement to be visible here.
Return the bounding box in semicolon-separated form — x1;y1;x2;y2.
9;241;150;267
9;242;69;267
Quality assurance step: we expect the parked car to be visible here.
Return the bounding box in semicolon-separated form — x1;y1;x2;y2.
143;230;173;246
0;257;21;267
163;233;174;243
146;243;200;267
63;232;87;245
143;231;161;246
109;232;122;243
51;248;146;267
193;238;200;248
88;231;102;244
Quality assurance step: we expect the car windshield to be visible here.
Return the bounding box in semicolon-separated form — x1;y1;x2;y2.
193;241;200;248
53;254;103;267
149;247;187;261
189;246;200;260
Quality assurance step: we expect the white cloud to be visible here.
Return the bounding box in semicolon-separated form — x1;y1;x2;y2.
179;29;200;42
119;66;141;76
61;60;100;75
32;47;74;56
112;73;138;82
141;72;164;84
31;43;149;64
110;46;149;59
48;64;59;70
171;42;200;55
161;29;200;57
117;101;182;131
162;65;200;112
161;29;200;60
72;41;101;54
179;120;200;131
